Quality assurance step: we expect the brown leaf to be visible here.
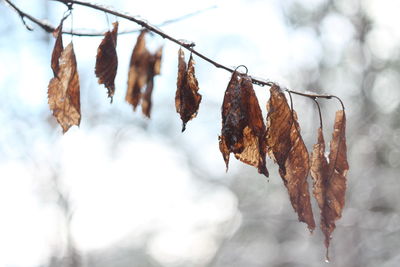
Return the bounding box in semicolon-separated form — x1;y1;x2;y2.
126;31;162;117
95;21;118;102
141;46;163;118
310;128;329;212
126;30;150;109
153;46;163;76
141;77;154;118
266;84;315;231
175;48;202;131
51;24;63;77
310;111;348;257
219;71;268;177
48;42;81;133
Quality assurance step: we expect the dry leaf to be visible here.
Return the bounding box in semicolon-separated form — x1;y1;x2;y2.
126;30;150;109
219;71;268;177
126;31;162;117
266;84;315;231
311;111;348;257
310;128;329;212
141;77;154;118
175;48;202;131
51;24;63;77
95;21;118;101
141;46;163;118
48;42;81;133
153;46;163;75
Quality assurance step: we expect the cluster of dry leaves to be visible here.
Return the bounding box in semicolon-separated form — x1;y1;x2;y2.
47;20;348;257
48;21;163;134
218;72;348;256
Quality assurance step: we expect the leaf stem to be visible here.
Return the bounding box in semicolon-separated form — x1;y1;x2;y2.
313;99;323;130
286;90;345;111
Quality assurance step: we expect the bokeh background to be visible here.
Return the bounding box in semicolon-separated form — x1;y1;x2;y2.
1;0;400;266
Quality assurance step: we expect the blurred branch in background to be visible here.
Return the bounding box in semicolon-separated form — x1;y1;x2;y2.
4;0;216;36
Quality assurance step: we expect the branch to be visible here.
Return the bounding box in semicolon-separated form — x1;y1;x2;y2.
49;0;273;86
6;0;345;107
4;0;54;32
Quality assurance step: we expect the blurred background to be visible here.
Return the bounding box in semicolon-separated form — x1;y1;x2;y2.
1;0;400;266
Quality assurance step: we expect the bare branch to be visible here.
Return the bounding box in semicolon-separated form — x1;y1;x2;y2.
5;0;345;107
4;0;55;32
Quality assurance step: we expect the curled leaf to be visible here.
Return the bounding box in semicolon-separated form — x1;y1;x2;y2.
175;48;202;131
48;42;81;133
126;31;162;117
51;24;63;77
95;21;119;102
266;84;315;231
141;46;163;118
311;111;348;257
153;46;163;76
219;71;268;177
126;30;149;109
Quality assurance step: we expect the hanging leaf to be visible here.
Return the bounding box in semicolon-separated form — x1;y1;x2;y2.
310;111;348;257
51;24;64;77
219;71;268;177
48;42;81;133
141;78;154;118
95;21;119;102
126;31;162;117
126;30;150;109
141;46;163;118
153;46;163;75
310;128;329;214
266;84;315;231
175;48;202;132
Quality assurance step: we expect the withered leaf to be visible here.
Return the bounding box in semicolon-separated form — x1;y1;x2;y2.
95;21;118;102
310;111;348;257
219;71;268;177
126;30;150;109
141;47;163;118
141;46;163;118
48;42;81;133
126;31;163;117
153;46;163;76
266;84;315;231
141;76;154;118
175;48;202;132
51;24;63;77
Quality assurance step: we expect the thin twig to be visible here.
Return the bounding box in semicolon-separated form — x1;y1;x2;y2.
4;0;55;32
313;99;323;130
